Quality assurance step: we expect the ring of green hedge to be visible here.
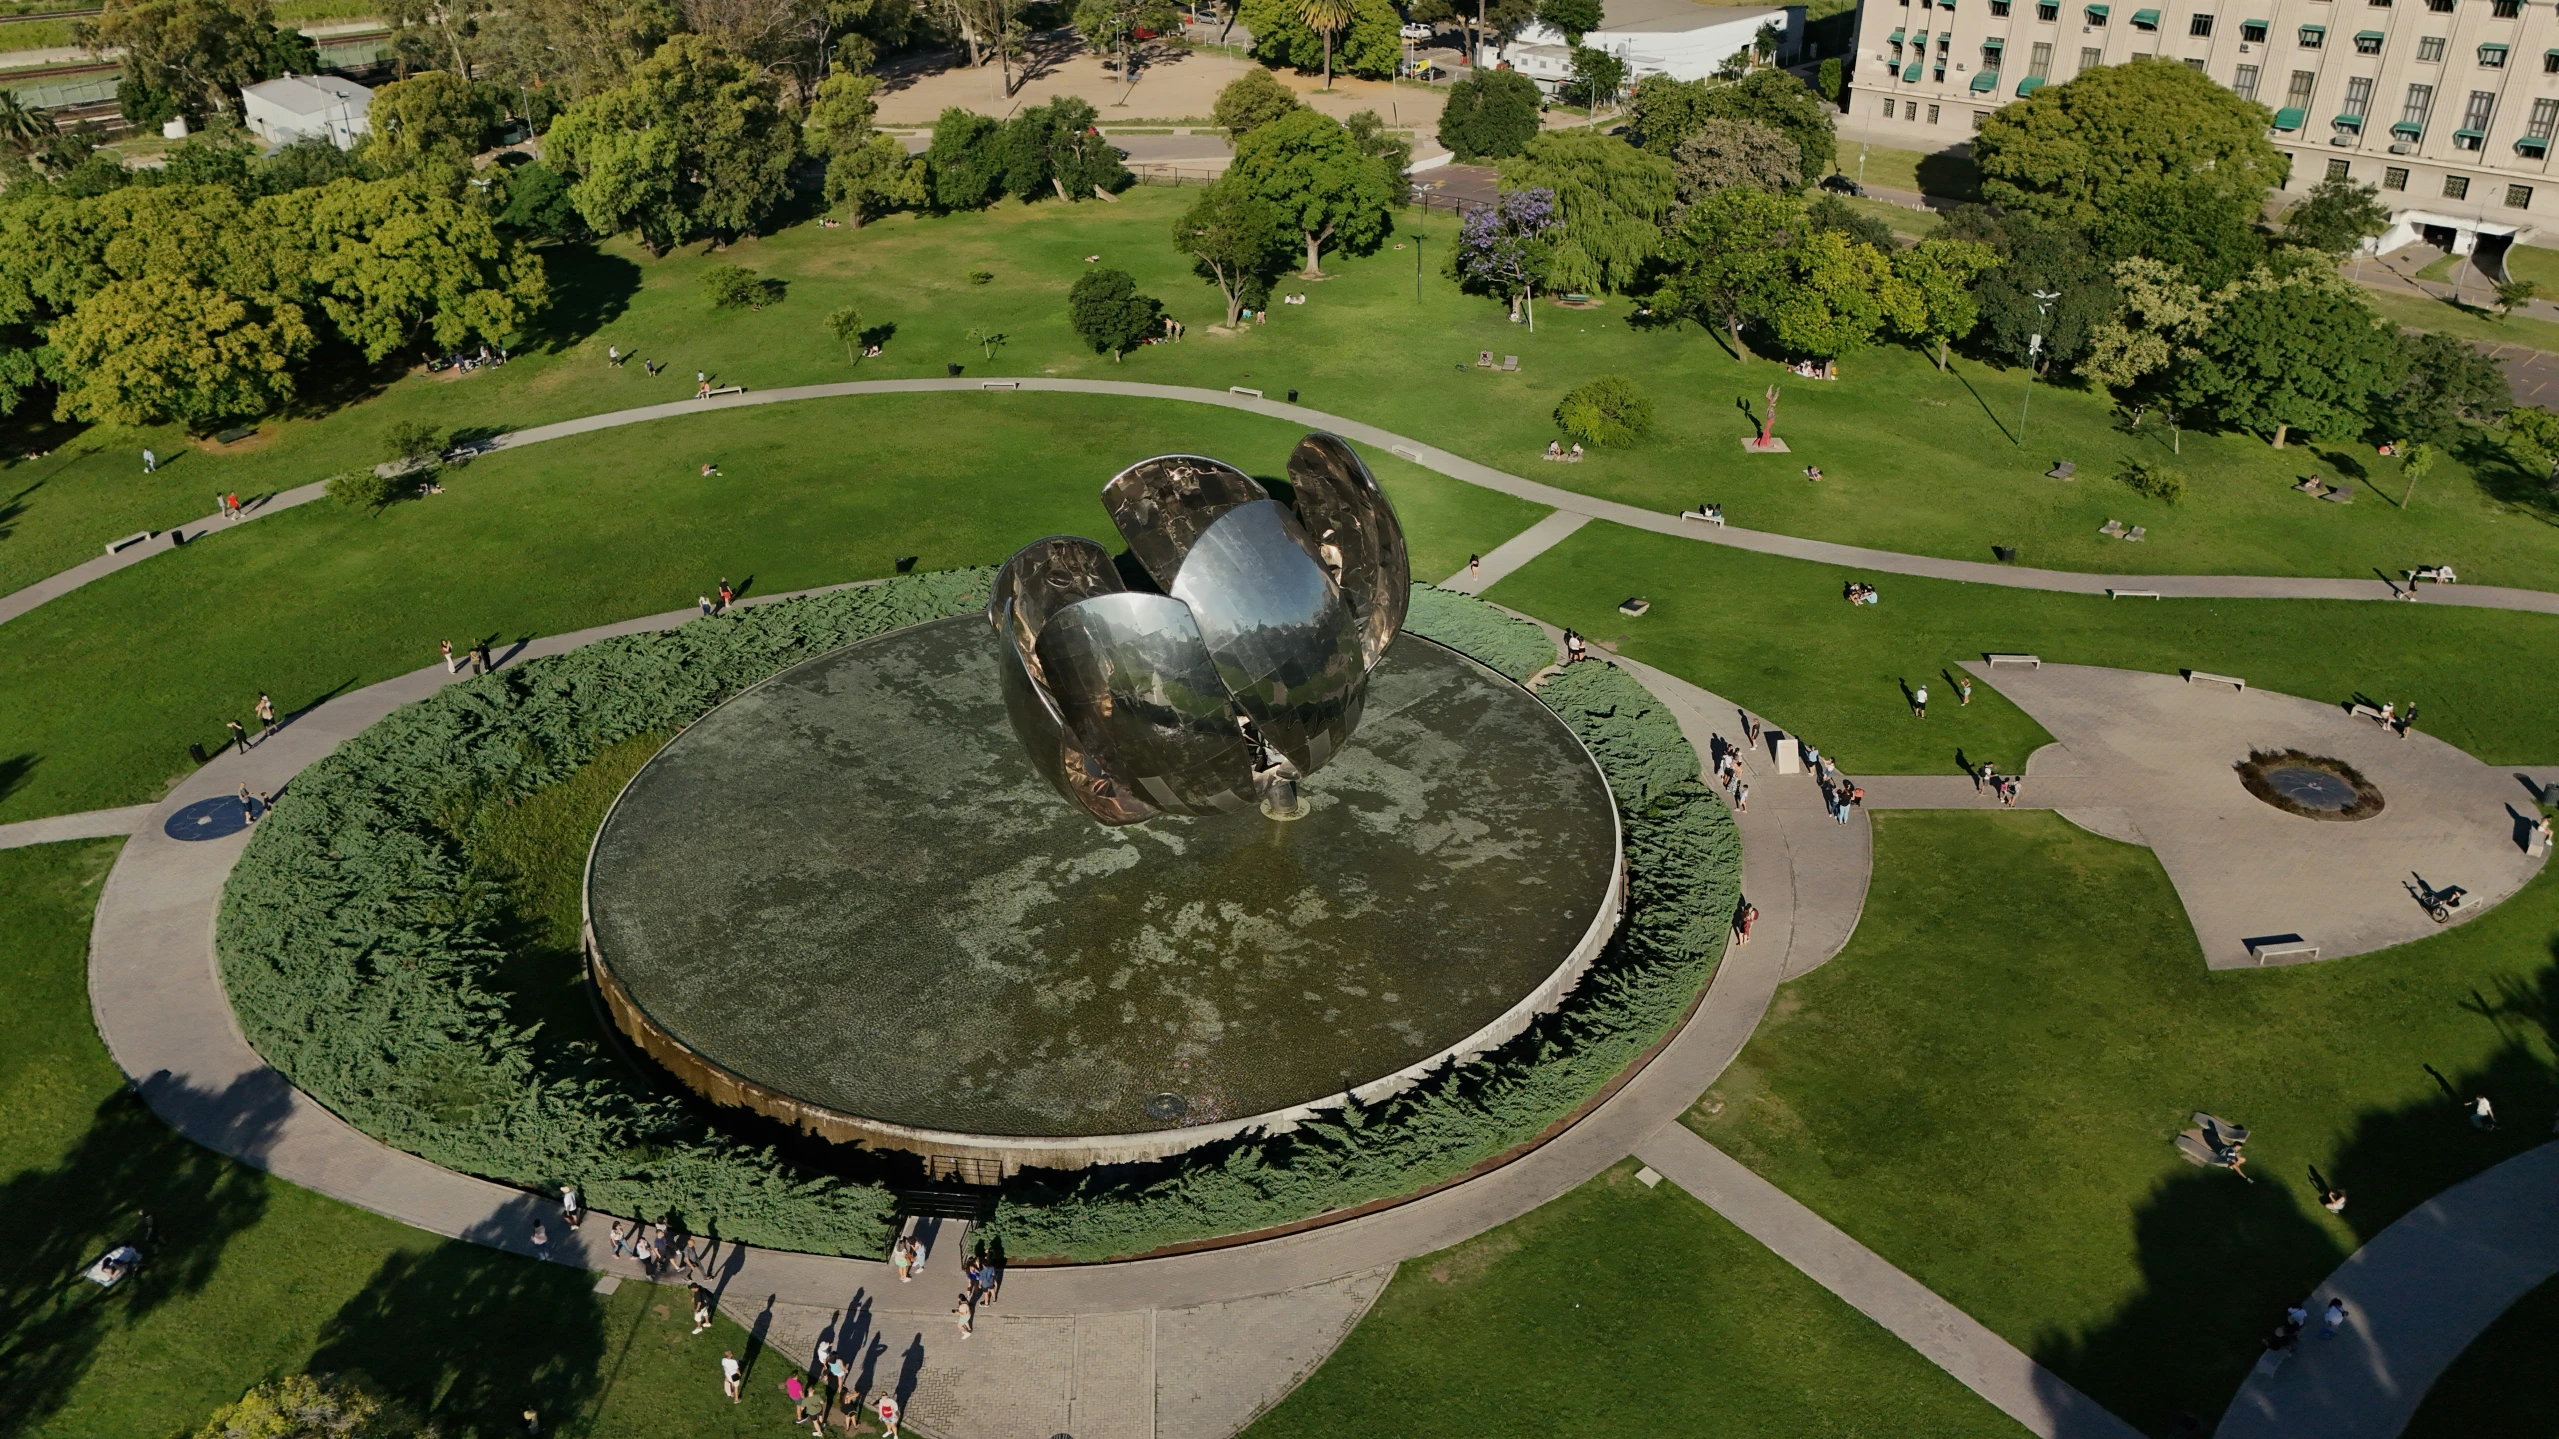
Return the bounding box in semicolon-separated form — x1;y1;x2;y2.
217;574;1741;1260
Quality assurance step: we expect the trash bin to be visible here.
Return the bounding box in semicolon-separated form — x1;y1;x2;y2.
1287;389;1298;402
947;362;963;376
1993;545;2018;564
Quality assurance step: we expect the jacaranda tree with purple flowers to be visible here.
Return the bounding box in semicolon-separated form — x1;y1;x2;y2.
1453;187;1560;332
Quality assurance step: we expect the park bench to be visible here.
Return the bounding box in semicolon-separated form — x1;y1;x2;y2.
706;385;745;397
2406;564;2459;584
1617;597;1650;617
1391;444;1423;461
2124;526;2147;541
2108;588;2160;599
1502;355;1520;371
2247;935;2319;965
981;380;1019;390
2319;485;2353;503
105;530;152;555
2348;703;2386;722
2099;520;2126;538
1477;351;1495;368
2184;669;2246;690
1984;653;2041;668
2045;461;2076;480
1229;385;1264;398
1681;509;1726;526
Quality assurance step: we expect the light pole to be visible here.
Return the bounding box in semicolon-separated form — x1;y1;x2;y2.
2016;289;2058;447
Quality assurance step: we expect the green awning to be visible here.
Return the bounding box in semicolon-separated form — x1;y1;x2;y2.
2084;2;2108;14
1888;27;1905;40
2481;43;2509;55
2299;23;2324;36
2393;120;2424;136
2519;135;2550;154
2333;113;2363;130
1904;61;1923;79
2355;29;2384;42
2131;7;2160;24
1972;69;2000;89
2455;127;2485;139
2242;16;2268;31
2017;75;2048;94
1981;36;2003;47
2273;105;2305;130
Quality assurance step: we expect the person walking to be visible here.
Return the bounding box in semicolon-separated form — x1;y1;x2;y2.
874;1395;900;1438
717;580;735;612
608;1220;628;1257
608;344;621;367
699;594;716;617
2397;703;2419;738
225;492;242;522
1733;781;1749;813
560;1185;581;1229
720;1352;742;1403
1958;676;1973;706
226;719;250;756
891;1236;918;1282
1467;554;1480;580
441;640;459;673
1912;683;1928;718
529;1220;549;1261
1734;902;1759;945
472;640;493;674
952;1290;976;1338
2320;1298;2349;1338
239;785;258;824
691;1287;713;1336
255;692;276;740
143;447;157;474
2472;1095;2499;1130
785;1374;809;1423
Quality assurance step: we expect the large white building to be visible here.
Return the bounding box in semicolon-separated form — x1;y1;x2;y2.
1846;0;2559;261
240;73;373;151
1484;0;1808;95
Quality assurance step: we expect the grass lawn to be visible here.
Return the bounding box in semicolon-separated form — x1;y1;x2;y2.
0;840;834;1439
1831;141;1982;200
2356;275;2559;353
1687;811;2559;1435
2402;1268;2559;1439
1485;519;2559;775
0;393;1543;825
1242;1161;2029;1439
7;185;2558;603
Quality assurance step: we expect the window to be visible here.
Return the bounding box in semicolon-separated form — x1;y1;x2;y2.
1991;0;2010;12
2418;36;2444;60
2356;30;2383;51
2509;184;2535;207
1982;42;2004;66
2190;12;2213;33
2444;174;2470;198
2087;2;2106;20
2480;43;2509;67
2082;44;2104;66
2234;62;2261;97
2241;19;2268;39
1928;103;1943;121
2459;88;2495;145
2493;0;2522;15
1940;35;1952;50
2384;165;2410;188
2288;69;2318;108
2345;75;2375;110
2547;49;2559;73
2036;0;2057;16
2299;24;2324;45
2328;158;2353;178
2031;39;2055;75
1973;110;1988;129
1934;64;1947;78
2426;0;2452;9
2530;96;2559;138
2403;81;2435;128
1890;42;1904;62
2185;55;2206;67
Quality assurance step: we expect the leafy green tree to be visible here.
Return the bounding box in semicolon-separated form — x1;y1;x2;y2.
544;33;797;254
189;1373;419;1439
1174;178;1286;326
2084;168;2264;290
1975;57;2285;250
1496;130;1673;295
923;107;1004;211
1768;227;1917;359
2396;440;2438;508
1537;0;1601;41
1669;117;1798;200
804;64;924;224
1553;373;1652;445
1068;266;1162;358
2181;266;2405;447
1567;45;1628;117
1628;72;1711;152
1655;183;1799;359
495;159;583;236
2372;331;2510;447
2081;255;2209;408
1074;0;1182;90
364;69;497;170
1345;108;1412;204
1816;56;1842;103
383;0;492;81
1297;0;1355;87
383;418;443;468
993;97;1131;203
2500;406;2559;485
826;304;863;362
47;270;312;427
256;134;364;194
469;0;680;102
702;263;780;308
1632;70;1833;179
1436;69;1542;161
1239;0;1400;78
1951;205;2121;373
83;0;316;124
2281;176;2390;259
1230;106;1397;276
149;127;257;191
0;93;54;158
1212;68;1304;140
1890;236;1999;370
262;174;549;359
1804;192;1892;250
326;467;406;510
2496;277;2541;320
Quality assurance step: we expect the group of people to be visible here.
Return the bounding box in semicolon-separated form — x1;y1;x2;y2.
1842;581;1879;605
1541;441;1587;462
699;579;739;616
603;1213;711;1283
2263;1297;2352;1356
426;344;508;373
2367;699;2421;738
1976;761;2021;807
1561;629;1588;664
439;638;496;675
214;491;247;521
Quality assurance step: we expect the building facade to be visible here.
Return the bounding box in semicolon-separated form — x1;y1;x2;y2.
1485;0;1806;93
240;74;373;151
1846;0;2559;256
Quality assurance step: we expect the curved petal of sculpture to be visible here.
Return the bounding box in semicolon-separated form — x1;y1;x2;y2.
1284;432;1412;671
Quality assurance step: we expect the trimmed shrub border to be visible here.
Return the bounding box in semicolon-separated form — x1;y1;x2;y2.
217;574;1742;1262
2235;749;2387;821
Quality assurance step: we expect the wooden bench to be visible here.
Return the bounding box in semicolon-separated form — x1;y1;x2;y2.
2046;461;2076;480
2125;525;2147;542
1681;509;1726;526
2185;670;2246;690
1228;385;1264;398
2348;703;2386;722
1391;444;1423;462
705;385;745;397
2406;565;2458;584
1502;355;1519;371
2107;589;2160;599
105;530;152;555
1617;597;1650;617
1984;653;2041;668
980;380;1019;389
2248;936;2320;965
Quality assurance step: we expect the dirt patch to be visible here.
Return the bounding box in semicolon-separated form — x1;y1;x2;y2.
2234;749;2386;821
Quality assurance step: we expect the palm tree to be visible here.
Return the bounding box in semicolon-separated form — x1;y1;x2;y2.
1298;0;1354;88
0;92;54;157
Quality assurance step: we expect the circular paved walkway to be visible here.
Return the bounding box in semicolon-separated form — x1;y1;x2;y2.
9;379;2559;631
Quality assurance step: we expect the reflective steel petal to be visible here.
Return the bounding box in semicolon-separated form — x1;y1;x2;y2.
993;607;1158;826
1099;455;1268;589
1282;432;1411;672
1166;499;1364;773
1034;592;1257;817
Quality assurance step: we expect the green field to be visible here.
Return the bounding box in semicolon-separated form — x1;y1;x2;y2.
0;840;827;1439
1689;811;2559;1434
1244;1162;2029;1439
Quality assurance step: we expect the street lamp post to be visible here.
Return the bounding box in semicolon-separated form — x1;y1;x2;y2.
2016;289;2059;447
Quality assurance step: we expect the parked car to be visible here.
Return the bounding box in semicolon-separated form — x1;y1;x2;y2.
1820;173;1866;197
1400;21;1434;39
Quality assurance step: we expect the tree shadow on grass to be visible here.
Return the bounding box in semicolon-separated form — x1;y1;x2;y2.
0;1074;285;1436
2454;432;2559;526
310;1194;611;1438
528;244;644;355
2030;951;2559;1434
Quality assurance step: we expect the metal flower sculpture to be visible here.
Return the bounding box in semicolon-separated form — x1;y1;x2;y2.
988;432;1410;825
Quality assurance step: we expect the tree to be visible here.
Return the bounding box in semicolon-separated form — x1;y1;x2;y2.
2181;266;2406;447
1632;70;1834;180
1554;373;1652;444
1074;0;1182;91
544;33;798;254
1769;227;1917;359
47;270;313;427
364;70;497;170
1655;183;1799;359
1974;57;2285;242
1804;192;1892;250
2500;406;2559;487
1212;68;1303;140
1345;108;1412;205
2496;277;2541;320
2282;176;2390;259
470;0;680;102
2397;440;2438;509
493;160;580;236
2081;255;2209;412
260;174;549;359
1567;45;1627;118
0;93;53;158
1495;130;1673;294
1239;0;1400;78
1816;56;1842;104
2372;330;2510;447
1175;178;1286;326
991;97;1131;203
1068;266;1162;358
825;304;862;362
1229;106;1397;276
1537;0;1600;41
1297;0;1354;87
382;0;492;80
1890;236;1999;370
702;263;780;308
804;64;923;223
1670;117;1798;201
1957;206;2121;374
1436;69;1541;161
82;0;316;123
189;1374;418;1439
923;107;1004;211
1451;186;1559;328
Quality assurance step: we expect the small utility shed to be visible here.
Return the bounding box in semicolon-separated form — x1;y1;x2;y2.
240;73;373;150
